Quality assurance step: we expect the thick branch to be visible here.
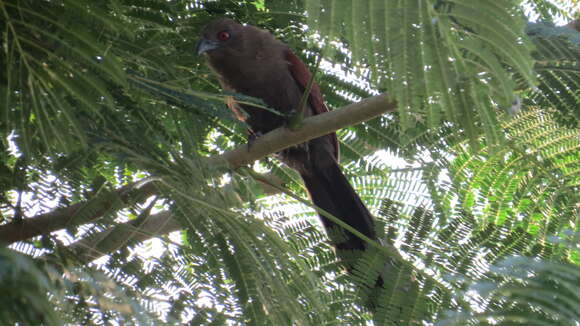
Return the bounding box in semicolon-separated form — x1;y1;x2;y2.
70;211;179;264
565;19;579;32
214;93;395;168
69;173;286;263
0;94;396;246
0;180;158;246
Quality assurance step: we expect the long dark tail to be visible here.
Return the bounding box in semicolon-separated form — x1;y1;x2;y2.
298;151;386;296
300;159;376;255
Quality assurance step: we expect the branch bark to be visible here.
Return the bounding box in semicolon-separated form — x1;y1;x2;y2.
213;93;394;168
0;180;158;246
68;173;286;263
70;211;179;264
0;93;396;247
565;19;579;32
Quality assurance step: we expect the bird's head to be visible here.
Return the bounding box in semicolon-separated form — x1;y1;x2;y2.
196;18;245;56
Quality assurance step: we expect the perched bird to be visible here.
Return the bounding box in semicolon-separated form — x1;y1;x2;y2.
197;18;377;263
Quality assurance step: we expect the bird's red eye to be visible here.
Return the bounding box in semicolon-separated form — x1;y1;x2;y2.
217;31;230;41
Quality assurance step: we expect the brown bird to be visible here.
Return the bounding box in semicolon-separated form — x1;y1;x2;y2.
197;18;377;261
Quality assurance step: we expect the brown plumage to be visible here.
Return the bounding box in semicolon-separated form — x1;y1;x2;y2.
197;18;377;260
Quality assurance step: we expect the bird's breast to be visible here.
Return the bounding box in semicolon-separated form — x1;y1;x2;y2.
208;52;304;132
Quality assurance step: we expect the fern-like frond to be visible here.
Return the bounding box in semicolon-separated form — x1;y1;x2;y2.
305;1;537;148
440;256;580;325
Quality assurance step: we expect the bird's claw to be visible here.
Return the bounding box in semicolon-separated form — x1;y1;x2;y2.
247;131;264;151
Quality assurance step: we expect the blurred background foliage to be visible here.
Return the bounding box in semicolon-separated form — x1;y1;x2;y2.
0;0;578;325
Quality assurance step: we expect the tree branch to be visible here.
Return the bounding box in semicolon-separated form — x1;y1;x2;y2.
68;173;286;263
70;211;179;264
0;180;158;246
213;93;395;169
0;93;396;246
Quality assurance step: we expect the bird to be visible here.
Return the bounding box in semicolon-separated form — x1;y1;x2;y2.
197;18;377;267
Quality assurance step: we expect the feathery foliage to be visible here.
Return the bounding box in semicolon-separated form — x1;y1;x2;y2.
305;0;538;148
0;0;578;325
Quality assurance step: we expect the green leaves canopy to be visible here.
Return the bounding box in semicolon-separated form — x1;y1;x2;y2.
0;0;578;325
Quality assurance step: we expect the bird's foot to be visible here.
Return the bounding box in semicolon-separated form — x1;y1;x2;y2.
247;131;264;151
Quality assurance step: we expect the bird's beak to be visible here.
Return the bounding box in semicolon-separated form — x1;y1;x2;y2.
196;38;220;55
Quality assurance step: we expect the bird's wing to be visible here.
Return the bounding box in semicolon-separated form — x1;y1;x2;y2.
285;49;339;159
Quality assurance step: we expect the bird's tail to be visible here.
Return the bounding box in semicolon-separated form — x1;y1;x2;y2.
299;160;376;256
